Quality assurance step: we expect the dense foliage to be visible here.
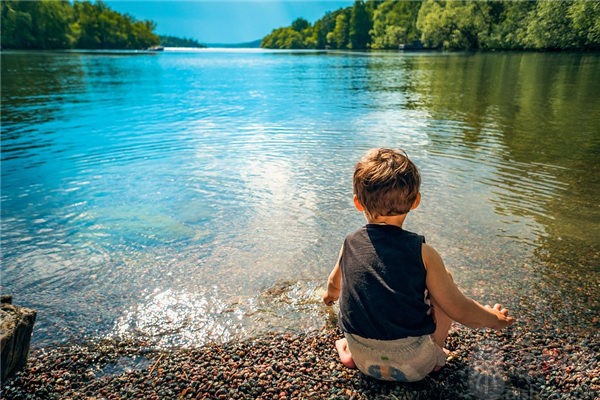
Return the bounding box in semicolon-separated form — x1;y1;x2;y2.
159;35;205;48
1;0;159;50
261;0;600;50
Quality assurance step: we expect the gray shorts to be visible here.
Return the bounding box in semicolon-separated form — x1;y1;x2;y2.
345;332;447;382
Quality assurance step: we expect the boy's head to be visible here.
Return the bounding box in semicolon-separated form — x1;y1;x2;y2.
353;148;421;218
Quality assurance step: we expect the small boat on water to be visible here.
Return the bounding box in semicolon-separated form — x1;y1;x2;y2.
147;45;165;52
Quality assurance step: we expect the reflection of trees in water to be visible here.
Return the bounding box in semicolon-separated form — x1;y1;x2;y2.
370;52;599;270
389;52;600;329
1;52;154;166
364;55;427;110
1;52;87;181
1;52;85;127
430;53;599;277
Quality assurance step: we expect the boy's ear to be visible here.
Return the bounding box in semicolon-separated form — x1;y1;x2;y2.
353;195;365;212
411;192;421;210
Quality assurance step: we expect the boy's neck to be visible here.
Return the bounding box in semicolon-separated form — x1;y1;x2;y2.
366;213;408;228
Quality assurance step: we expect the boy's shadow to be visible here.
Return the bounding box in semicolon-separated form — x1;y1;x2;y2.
350;356;532;400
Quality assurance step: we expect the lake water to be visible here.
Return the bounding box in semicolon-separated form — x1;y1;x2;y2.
2;49;599;348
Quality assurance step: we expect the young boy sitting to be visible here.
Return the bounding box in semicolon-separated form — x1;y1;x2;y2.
323;148;515;382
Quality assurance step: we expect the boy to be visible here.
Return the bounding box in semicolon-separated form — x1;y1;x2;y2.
323;148;514;382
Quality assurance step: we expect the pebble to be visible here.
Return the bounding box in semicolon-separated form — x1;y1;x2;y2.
1;326;598;400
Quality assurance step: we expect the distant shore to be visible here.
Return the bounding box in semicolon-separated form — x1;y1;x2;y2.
2;323;598;400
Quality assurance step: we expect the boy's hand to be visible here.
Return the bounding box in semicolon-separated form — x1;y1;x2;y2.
485;303;515;329
323;292;338;306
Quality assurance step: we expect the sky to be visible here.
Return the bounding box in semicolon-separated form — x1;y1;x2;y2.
106;1;354;44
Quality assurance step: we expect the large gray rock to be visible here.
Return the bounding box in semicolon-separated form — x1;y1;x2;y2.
1;296;36;383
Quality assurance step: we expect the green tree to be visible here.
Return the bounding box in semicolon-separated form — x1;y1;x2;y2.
261;28;282;48
261;27;305;49
568;0;600;49
524;0;577;49
482;1;534;50
312;11;340;48
524;0;600;50
159;35;205;48
291;17;310;32
328;11;350;49
73;1;102;48
34;0;74;49
259;0;599;51
1;1;34;48
370;0;421;49
349;0;372;49
416;0;489;50
1;0;73;49
281;28;304;49
1;0;158;50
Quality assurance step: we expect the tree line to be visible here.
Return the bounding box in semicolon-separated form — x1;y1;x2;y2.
159;35;205;48
261;0;600;51
1;0;159;50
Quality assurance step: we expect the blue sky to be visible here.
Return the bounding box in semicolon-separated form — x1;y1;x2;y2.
106;1;353;44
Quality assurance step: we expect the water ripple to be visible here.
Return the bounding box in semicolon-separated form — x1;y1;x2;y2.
2;50;598;347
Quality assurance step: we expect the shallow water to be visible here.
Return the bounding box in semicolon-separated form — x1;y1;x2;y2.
2;49;599;347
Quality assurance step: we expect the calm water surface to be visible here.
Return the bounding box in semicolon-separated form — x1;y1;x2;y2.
2;49;599;347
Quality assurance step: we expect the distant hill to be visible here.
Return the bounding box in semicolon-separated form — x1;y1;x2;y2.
205;39;262;48
159;35;205;48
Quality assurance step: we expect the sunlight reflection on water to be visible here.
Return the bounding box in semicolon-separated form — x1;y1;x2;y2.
110;281;326;347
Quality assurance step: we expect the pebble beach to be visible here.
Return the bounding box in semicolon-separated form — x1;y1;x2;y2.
2;323;598;400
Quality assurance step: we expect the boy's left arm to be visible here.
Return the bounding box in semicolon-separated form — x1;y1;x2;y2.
323;245;344;306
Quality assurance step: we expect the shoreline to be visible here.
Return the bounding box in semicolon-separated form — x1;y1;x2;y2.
2;325;598;399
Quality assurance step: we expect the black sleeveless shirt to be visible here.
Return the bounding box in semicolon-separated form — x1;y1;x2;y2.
339;224;435;340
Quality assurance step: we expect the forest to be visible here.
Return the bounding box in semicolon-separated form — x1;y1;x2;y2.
261;0;600;51
159;35;205;48
1;0;159;50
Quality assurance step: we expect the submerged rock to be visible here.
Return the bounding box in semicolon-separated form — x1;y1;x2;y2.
0;296;36;383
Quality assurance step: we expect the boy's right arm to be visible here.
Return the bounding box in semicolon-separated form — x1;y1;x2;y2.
323;245;344;306
423;243;515;330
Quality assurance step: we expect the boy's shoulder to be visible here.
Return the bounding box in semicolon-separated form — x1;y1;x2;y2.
345;224;425;242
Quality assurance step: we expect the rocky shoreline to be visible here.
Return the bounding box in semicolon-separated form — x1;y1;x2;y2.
1;324;598;400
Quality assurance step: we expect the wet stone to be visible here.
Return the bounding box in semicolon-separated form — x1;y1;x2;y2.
1;326;599;399
0;300;37;383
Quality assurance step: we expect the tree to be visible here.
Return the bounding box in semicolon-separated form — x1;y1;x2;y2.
73;1;102;48
524;0;577;49
370;0;422;49
1;0;73;49
291;17;310;32
568;0;600;49
328;11;350;49
261;27;305;49
1;0;158;50
281;28;304;49
416;0;489;50
313;11;340;48
482;1;534;50
259;0;599;51
524;0;600;50
349;0;372;49
34;0;74;49
1;1;35;49
159;35;205;48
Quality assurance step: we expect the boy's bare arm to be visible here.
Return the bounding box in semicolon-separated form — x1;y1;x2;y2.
323;245;344;306
423;243;515;330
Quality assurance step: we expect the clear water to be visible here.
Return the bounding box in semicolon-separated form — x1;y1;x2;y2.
2;49;599;348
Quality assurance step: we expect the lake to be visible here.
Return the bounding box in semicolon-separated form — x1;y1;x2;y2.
1;49;599;348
